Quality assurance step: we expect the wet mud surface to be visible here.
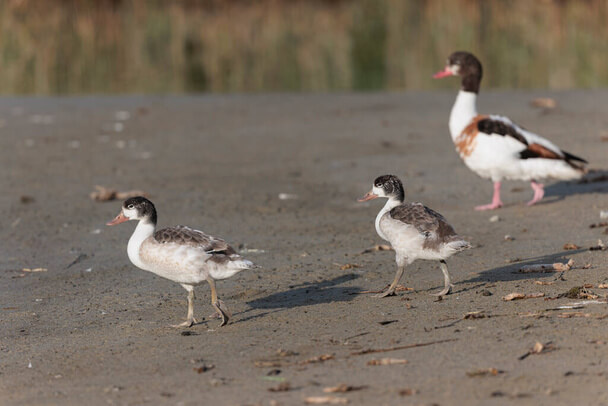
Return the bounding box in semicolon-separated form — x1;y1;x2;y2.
1;91;608;405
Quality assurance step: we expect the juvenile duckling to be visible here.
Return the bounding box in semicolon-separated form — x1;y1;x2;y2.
358;175;470;297
107;196;256;327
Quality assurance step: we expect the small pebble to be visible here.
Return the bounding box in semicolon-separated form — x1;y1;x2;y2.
278;193;298;200
600;211;608;219
115;111;131;121
489;215;500;223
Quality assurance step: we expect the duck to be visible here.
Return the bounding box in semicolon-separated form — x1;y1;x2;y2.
433;51;587;210
106;196;256;327
358;175;471;297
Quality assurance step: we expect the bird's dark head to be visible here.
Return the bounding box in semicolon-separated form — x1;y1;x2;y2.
433;51;483;93
358;174;404;203
107;196;157;226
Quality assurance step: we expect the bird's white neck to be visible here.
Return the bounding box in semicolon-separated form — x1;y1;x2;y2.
127;220;155;270
375;198;401;241
449;90;478;141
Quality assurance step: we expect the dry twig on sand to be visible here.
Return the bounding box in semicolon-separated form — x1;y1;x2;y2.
350;338;457;356
300;354;334;365
503;292;545;301
323;384;366;393
466;368;503;377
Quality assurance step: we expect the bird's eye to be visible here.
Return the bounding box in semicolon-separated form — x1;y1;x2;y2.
127;204;135;210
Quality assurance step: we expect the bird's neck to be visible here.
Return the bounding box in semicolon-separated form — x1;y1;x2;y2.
449;90;478;140
375;197;402;241
384;197;402;211
127;220;156;269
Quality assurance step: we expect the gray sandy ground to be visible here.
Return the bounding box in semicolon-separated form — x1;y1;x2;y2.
1;91;607;405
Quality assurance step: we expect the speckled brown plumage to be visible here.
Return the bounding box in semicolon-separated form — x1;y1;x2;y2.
154;225;237;262
389;203;460;250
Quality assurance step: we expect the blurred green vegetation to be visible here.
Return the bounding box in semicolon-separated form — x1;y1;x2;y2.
0;0;607;94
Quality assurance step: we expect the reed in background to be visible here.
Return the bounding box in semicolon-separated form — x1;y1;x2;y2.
0;0;607;94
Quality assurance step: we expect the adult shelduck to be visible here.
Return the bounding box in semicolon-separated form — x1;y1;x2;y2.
107;196;256;327
434;51;587;210
358;175;471;297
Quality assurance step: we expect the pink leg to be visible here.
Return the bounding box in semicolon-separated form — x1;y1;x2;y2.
475;181;504;211
526;181;545;206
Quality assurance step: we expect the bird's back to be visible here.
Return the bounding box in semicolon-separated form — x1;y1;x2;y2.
381;203;469;260
139;225;254;283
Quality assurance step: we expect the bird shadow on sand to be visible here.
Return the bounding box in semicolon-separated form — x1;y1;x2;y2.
543;169;608;202
232;273;363;324
246;273;362;310
458;249;587;285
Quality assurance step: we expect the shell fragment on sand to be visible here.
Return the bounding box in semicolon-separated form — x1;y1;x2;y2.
305;396;349;405
518;259;573;273
530;98;557;109
90;185;148;202
367;358;408;366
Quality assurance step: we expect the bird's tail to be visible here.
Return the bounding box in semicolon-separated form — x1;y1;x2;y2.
563;150;588;173
209;256;258;280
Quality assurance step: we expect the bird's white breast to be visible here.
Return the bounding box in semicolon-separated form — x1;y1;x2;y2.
375;199;400;242
449;91;478;141
127;221;155;271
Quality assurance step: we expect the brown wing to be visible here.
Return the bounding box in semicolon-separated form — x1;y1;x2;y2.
389;203;458;249
154;225;236;256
